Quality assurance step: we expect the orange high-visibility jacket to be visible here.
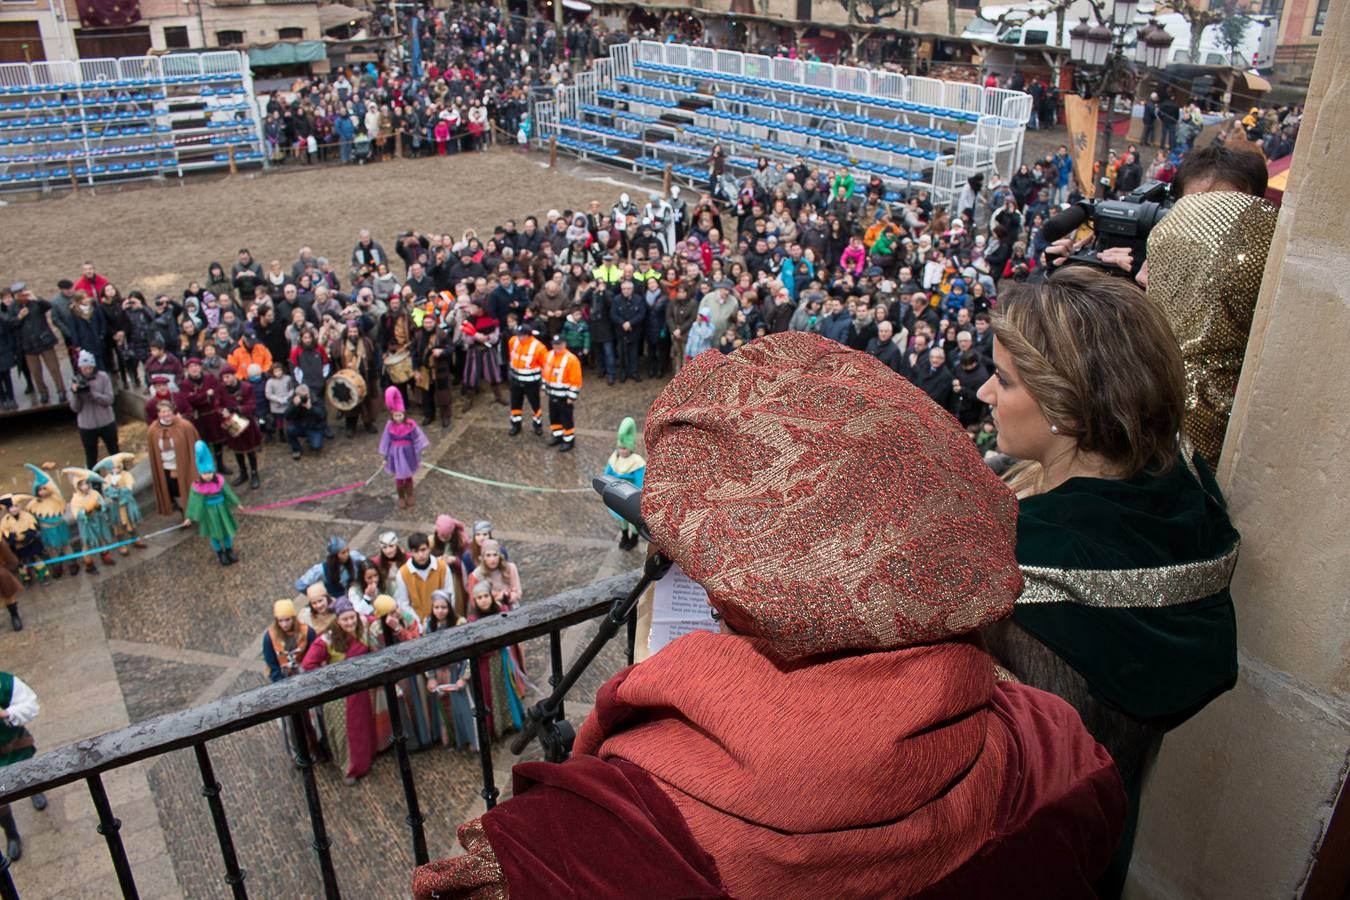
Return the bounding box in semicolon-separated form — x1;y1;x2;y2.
544;348;582;400
508;335;548;381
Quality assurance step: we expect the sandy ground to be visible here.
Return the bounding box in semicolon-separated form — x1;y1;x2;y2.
0;146;650;296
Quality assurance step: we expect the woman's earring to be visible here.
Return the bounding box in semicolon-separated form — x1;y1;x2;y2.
1050;425;1060;434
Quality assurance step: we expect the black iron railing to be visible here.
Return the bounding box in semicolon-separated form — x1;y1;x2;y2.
0;570;641;900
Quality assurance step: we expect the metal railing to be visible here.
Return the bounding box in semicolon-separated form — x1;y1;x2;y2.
0;569;641;900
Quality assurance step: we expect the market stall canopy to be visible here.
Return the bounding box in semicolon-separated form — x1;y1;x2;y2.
319;3;370;33
249;40;327;67
1241;70;1272;93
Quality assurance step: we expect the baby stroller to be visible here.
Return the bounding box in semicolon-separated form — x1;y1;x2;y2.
352;132;372;165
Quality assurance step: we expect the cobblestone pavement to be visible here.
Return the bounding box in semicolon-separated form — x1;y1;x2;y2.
3;372;661;899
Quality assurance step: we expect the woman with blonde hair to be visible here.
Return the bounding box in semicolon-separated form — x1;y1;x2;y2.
976;266;1239;897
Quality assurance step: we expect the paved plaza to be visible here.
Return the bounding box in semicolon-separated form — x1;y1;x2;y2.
3;376;662;899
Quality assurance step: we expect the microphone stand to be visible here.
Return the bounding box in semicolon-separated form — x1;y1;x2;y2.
509;549;673;762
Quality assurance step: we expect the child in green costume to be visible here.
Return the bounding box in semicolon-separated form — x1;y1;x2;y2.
184;440;241;566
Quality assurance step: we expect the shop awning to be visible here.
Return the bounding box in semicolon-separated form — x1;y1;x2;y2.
319;3;369;33
248;40;327;67
1241;70;1272;93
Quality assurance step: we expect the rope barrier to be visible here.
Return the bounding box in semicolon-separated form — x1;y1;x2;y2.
36;521;190;566
421;461;593;494
238;464;385;512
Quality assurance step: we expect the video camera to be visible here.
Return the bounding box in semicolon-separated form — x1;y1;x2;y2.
1043;180;1174;277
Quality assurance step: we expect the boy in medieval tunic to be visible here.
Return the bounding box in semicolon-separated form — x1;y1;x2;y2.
93;453;145;556
24;464;78;579
184;440;241;567
393;532;450;621
0;671;48;863
603;417;646;551
63;468;116;573
1;494;45;587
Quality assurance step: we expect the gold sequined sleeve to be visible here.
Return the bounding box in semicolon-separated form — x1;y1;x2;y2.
411;818;508;900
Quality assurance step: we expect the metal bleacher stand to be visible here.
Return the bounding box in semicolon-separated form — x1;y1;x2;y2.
0;50;267;194
533;39;1031;209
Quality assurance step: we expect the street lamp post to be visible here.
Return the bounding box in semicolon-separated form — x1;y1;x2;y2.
1067;0;1173;198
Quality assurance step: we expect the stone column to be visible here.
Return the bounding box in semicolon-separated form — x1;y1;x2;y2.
1128;0;1350;896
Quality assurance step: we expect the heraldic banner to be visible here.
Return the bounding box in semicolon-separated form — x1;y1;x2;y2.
1063;94;1099;196
76;0;142;29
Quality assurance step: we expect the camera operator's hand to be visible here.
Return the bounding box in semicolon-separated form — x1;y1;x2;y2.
1046;235;1094;267
1096;248;1150;287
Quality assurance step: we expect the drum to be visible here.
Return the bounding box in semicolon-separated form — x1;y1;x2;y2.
223;412;250;438
326;368;368;413
384;351;414;385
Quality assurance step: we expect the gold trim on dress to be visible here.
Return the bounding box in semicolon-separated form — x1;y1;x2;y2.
1017;542;1239;608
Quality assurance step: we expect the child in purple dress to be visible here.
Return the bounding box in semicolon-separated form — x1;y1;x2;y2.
379;386;430;510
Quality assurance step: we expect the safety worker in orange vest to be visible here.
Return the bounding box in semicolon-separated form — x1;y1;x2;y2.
543;331;583;453
507;323;548;437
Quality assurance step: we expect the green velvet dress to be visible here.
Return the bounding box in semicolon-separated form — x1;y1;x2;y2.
984;451;1239;898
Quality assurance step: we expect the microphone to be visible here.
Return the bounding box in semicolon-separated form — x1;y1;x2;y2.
592;475;650;541
1041;201;1093;245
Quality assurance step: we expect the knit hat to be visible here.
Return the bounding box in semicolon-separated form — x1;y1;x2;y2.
330;596;355;616
472;520;492;535
194;440;216;477
186;357;203;367
273;599;297;619
247;364;263;378
384;385;405;413
616;416;637;451
219;364;237;377
640;332;1022;661
373;594;398;617
77;349;96;368
470;580;491;599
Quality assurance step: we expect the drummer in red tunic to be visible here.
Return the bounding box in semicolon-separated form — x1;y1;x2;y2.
219;364;264;490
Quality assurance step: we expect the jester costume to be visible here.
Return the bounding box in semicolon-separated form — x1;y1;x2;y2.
185;440;242;567
93;453;145;554
604;417;646;550
64;468;115;573
24;464;78;578
0;494;45;585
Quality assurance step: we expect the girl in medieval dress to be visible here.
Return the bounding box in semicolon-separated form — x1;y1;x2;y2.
422;590;477;752
465;581;529;740
372;531;408;594
301;597;381;785
93;453;146;556
456;298;508;412
370;594;433;750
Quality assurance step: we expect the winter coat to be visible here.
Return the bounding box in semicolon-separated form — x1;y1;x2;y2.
817;310;853;344
1;298;59;355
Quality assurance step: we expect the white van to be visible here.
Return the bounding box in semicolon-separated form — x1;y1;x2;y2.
963;3;1277;70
